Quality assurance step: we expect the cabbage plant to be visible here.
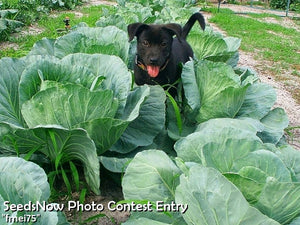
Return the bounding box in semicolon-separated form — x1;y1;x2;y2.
0;1;299;224
122;118;300;225
0;53;166;195
0;9;24;41
28;25;130;64
0;157;69;224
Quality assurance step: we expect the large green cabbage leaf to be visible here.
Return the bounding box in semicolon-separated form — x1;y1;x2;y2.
21;84;118;129
0;125;100;195
18;57;97;107
122;150;281;225
122;150;185;225
0;157;69;224
0;58;26;127
111;86;166;153
232;150;292;182
0;157;50;203
174;118;264;164
61;53;131;115
174;118;300;224
271;145;300;182
0;52;167;193
236;83;277;120
181;60;248;123
122;150;181;202
187;29;241;67
253;180;300;224
257;108;289;144
175;165;280;225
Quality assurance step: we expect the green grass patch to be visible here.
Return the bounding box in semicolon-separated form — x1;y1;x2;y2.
247;12;282;19
202;7;234;14
0;4;114;58
209;9;300;67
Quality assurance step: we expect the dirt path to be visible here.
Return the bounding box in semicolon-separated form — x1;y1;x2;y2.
218;3;299;17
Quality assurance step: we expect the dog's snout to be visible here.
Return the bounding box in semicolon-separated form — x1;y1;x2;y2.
150;58;158;65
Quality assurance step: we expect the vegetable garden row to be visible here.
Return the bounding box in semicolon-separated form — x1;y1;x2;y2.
0;0;299;224
0;0;83;40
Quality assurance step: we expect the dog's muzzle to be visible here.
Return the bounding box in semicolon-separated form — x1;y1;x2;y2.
135;55;170;77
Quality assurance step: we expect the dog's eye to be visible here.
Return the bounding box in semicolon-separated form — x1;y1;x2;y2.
161;42;167;47
142;40;150;47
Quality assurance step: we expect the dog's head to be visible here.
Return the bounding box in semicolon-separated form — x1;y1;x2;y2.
128;23;182;78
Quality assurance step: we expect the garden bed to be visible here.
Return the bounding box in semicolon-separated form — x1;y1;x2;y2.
0;1;299;225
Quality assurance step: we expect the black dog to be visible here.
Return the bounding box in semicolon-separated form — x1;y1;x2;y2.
128;13;205;93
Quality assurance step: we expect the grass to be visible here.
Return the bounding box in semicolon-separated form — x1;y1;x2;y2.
0;4;114;58
208;8;300;68
246;12;282;19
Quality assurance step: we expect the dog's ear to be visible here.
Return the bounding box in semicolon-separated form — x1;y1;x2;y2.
163;23;182;40
127;23;149;42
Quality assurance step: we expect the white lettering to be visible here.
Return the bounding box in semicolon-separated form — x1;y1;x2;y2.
67;201;104;211
68;201;77;210
3;201;10;212
156;201;188;213
107;201;153;212
108;201;116;211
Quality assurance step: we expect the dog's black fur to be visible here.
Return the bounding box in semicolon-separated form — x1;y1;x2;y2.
128;13;205;92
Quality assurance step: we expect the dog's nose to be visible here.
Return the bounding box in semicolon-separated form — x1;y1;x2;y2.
150;58;158;65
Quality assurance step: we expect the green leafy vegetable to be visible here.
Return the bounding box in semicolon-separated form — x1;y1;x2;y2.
237;83;277;119
0;157;69;224
176;165;280;225
122;150;282;225
181;60;248;123
258;108;289;144
187;29;241;66
122;150;180;202
21;84;118;129
0;52;166;193
1;125;100;194
28;26;130;63
0;58;26;127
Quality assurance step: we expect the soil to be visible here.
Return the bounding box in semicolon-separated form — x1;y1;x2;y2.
61;178;129;225
217;3;299;17
0;24;45;53
86;0;117;6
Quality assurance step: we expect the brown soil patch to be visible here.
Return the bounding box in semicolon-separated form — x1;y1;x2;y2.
64;195;130;225
0;42;19;51
262;17;300;32
218;4;299;17
19;24;45;36
85;0;117;6
59;178;129;225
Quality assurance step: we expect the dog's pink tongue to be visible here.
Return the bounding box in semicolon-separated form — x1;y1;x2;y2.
147;65;160;78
